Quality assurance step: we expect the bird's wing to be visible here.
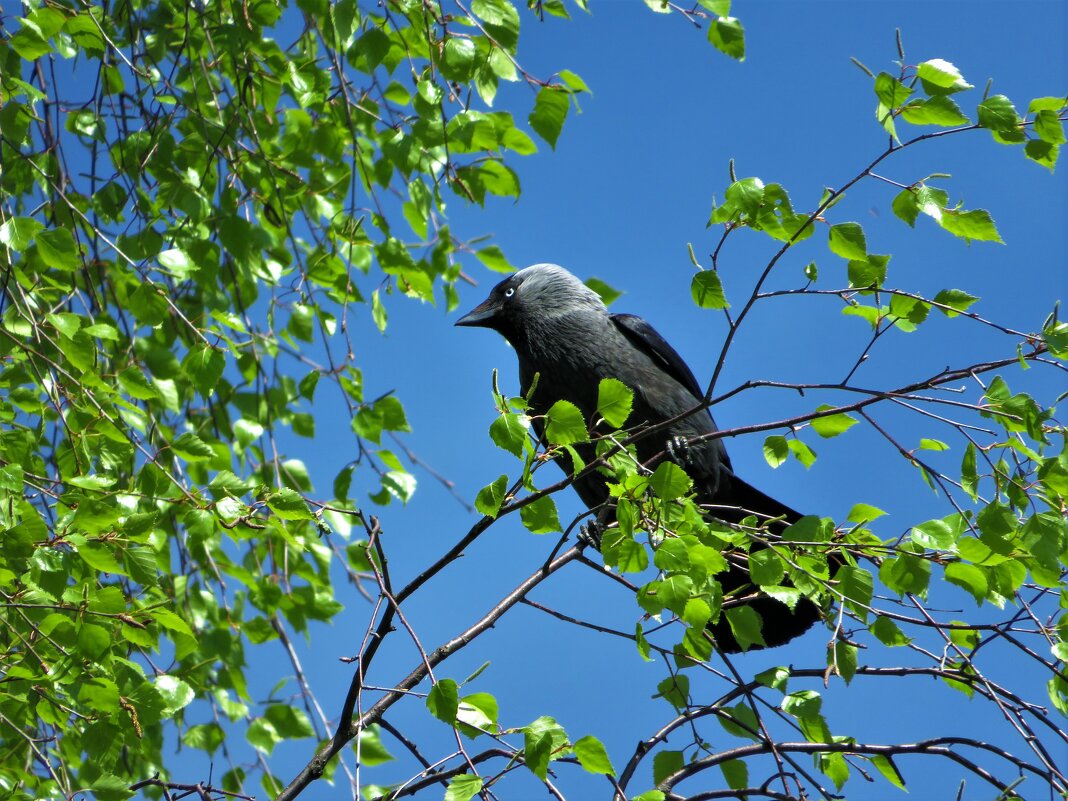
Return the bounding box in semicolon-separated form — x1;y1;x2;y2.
611;312;735;475
610;313;705;402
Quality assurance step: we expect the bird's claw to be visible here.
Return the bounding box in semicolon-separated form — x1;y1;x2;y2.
578;519;603;550
667;434;693;467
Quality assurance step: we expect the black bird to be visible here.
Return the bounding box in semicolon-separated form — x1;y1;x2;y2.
456;264;825;652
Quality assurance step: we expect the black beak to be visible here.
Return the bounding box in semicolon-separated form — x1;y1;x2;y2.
455;295;500;328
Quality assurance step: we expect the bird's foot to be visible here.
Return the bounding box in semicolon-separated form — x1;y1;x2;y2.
577;519;603;550
666;434;694;467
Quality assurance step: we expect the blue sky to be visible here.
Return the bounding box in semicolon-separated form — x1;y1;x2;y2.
227;2;1067;798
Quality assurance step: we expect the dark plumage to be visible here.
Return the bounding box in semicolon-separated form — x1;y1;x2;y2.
456;264;824;652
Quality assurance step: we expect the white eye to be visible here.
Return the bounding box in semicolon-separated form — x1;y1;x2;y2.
504;287;516;298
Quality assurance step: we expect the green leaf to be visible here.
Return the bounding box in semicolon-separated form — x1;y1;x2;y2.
911;518;958;550
9;27;53;60
749;548;785;586
440;37;477;82
172;432;215;461
653;750;684;785
880;552;931;595
819;749;851;789
545;400;587;445
155;674;195;714
961;442;979;499
475;475;508;517
488;47;518;82
753;667;789;693
871;754;907;790
847;253;890;289
682;597;711;628
185;722;225;753
479;160;521;197
264;704;314;738
585;277;622;306
949;622;981;651
247;718;281;754
381;469;416;504
873;72;913;109
558;69;590;94
0;216;43;250
371;289;387;332
718;702;760;740
892;184;950;228
113;367;156;402
445;775;483;801
151;606;193;640
933;288;979;316
916;59;972;94
900;95;970;127
656;574;694;617
182;345;226;399
473;0;519;51
871;615;909;646
724;606;766;651
234;418;265;448
655;674;690;709
596;378;633;428
888;293;930;332
708;16;745;61
650;462;692;501
977;94;1020;135
354;395;411;444
67;473;116;490
788;438;817;468
265;488;314;521
837;565;873;617
828;222;867;260
846;503;886;523
528;87;569;149
1034;109;1067;144
810;405;858;438
77;541;125;574
724;176;765;217
919;437;949;451
456;692;498;737
1024;138;1059;170
698;0;731;13
355;725;395;767
891;189;921;227
490;412;529;456
939;207;1003;243
520;495;561;534
476;245;513;273
763;435;789;468
522;717;568;779
945;562;988;605
1029;96;1068;113
427;678;460;724
720;759;748;790
573;735;615;776
691;270;729;309
782;689;822;719
36;228;80;270
158;248;196;280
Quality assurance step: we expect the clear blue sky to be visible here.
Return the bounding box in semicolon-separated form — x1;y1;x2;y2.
223;2;1068;798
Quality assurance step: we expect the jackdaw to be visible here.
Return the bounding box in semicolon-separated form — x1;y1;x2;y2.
456;263;825;652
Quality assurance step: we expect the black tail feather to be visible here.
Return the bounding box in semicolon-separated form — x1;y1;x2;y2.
706;472;804;528
702;473;827;654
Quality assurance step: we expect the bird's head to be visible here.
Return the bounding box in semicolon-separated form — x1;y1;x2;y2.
455;263;606;342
